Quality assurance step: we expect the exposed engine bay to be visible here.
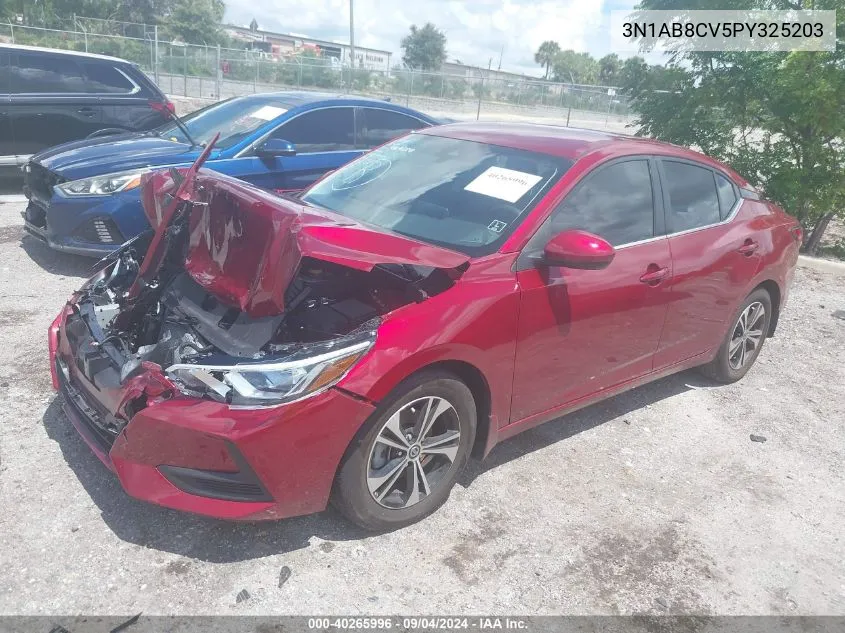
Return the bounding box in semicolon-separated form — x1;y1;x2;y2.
63;163;467;413
80;244;453;368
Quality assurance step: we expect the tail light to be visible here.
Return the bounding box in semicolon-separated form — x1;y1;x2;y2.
149;99;176;116
790;225;803;243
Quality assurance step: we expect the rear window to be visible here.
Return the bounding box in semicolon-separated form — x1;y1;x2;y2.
715;173;738;219
11;52;87;94
662;160;721;232
82;62;136;94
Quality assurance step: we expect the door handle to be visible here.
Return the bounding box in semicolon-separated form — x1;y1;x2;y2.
639;265;670;285
738;239;759;256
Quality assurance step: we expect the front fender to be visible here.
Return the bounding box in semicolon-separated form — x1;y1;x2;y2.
338;275;521;434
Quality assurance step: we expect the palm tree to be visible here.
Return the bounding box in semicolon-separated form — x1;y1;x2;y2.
534;40;560;79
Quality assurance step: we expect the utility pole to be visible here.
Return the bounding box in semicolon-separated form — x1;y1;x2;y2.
349;0;355;70
476;57;491;120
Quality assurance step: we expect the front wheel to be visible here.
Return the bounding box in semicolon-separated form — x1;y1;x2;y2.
700;288;772;383
332;371;476;531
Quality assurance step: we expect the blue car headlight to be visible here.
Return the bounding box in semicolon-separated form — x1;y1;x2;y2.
165;332;376;408
57;169;148;197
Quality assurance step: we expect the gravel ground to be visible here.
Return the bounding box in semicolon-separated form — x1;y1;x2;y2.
0;199;844;616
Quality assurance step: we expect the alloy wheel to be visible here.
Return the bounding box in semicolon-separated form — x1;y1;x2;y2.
367;396;462;509
728;301;766;370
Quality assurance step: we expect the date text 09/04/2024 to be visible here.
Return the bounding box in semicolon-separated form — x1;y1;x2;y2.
306;617;529;630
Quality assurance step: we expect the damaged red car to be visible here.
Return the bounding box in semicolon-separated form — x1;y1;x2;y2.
49;123;800;530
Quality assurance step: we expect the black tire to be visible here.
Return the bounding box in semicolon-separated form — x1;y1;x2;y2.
700;288;772;383
332;370;476;531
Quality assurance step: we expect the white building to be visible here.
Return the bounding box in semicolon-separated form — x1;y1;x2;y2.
225;24;392;72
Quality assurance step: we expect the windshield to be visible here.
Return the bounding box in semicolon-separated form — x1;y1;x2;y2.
155;97;289;150
301;134;571;257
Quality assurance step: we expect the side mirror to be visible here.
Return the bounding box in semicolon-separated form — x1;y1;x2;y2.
256;138;296;158
543;229;615;270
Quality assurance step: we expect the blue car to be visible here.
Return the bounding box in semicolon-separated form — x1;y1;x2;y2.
22;91;438;256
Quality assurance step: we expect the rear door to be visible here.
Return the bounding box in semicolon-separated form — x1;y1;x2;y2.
355;106;428;148
84;61;167;133
510;157;673;423
218;106;361;191
653;158;760;369
0;50;13;174
8;50;103;157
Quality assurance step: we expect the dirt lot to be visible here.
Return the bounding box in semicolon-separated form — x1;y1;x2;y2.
1;199;844;616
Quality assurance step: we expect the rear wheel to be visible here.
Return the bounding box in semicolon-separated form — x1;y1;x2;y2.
332;371;476;531
700;288;772;383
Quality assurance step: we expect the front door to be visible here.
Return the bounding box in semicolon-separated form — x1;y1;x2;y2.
218;106;362;191
7;51;103;157
510;157;672;424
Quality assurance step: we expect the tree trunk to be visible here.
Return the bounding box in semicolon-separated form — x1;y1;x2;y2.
803;212;834;256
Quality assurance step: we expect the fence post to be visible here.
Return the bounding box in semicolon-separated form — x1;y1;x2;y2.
566;106;572;127
183;46;188;96
8;21;13;44
254;58;258;93
476;74;484;120
407;70;413;107
216;44;222;98
153;25;159;85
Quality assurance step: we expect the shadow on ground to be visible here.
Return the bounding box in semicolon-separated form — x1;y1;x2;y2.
43;369;717;563
19;234;96;278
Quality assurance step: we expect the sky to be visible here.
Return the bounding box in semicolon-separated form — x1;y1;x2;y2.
223;0;645;77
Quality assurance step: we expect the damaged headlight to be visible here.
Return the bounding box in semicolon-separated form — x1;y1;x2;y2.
165;331;375;408
57;169;147;197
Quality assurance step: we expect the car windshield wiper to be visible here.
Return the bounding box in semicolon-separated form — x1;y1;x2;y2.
161;109;199;148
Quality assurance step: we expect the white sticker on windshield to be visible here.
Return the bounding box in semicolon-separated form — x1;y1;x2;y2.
250;105;287;121
464;166;543;203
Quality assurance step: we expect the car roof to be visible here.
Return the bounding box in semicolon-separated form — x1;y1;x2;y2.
420;121;746;183
238;90;430;113
0;42;131;64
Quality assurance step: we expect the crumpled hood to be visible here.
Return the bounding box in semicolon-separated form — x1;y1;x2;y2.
139;167;469;318
33;133;209;181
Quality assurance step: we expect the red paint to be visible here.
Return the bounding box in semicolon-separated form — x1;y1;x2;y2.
543;229;615;269
144;168;468;317
51;124;799;521
511;237;674;422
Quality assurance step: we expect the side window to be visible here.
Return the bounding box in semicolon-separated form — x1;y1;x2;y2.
548;160;656;247
271;108;355;153
82;62;136;94
715;173;738;220
662;161;721;231
357;108;426;148
11;53;87;94
0;51;9;94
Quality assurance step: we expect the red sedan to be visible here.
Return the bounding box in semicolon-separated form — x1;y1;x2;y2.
49;123;800;530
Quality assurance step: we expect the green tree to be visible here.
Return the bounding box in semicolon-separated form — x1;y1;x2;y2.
627;0;845;254
551;49;599;84
598;53;621;85
164;0;226;44
400;23;447;71
534;40;560;79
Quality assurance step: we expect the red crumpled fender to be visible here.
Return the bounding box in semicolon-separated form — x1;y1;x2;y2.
138;164;469;318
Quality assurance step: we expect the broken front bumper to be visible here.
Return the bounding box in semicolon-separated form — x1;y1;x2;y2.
49;307;376;520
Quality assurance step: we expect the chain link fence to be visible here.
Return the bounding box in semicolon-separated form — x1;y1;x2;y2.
1;21;636;133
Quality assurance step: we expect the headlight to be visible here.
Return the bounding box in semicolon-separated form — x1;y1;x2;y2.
165;332;375;408
57;169;147;196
